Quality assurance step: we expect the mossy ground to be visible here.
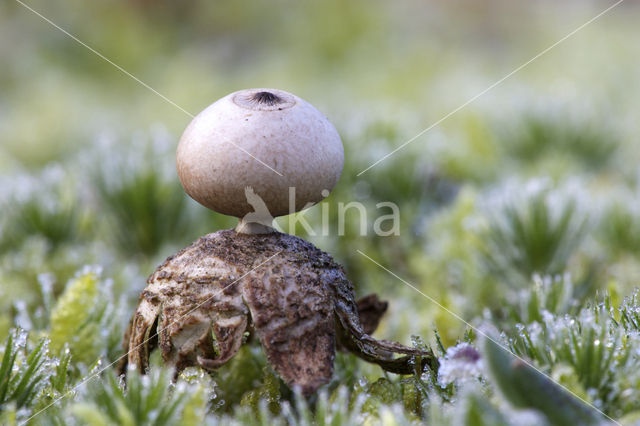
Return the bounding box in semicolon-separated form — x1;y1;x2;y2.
3;1;640;424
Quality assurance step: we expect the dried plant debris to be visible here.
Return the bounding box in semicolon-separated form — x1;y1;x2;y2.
121;229;435;395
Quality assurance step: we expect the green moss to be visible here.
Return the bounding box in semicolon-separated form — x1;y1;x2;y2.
4;1;640;424
240;367;282;417
49;270;103;365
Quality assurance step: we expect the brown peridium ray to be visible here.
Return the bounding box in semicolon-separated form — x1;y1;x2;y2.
119;88;437;396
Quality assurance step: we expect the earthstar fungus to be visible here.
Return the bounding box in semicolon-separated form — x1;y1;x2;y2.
121;88;436;395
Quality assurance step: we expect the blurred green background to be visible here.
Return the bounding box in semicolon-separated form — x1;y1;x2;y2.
2;0;640;423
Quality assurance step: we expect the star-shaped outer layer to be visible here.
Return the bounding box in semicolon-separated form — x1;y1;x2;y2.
121;230;437;395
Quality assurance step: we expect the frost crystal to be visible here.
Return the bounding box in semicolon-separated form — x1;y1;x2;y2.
13;300;33;331
437;342;483;386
